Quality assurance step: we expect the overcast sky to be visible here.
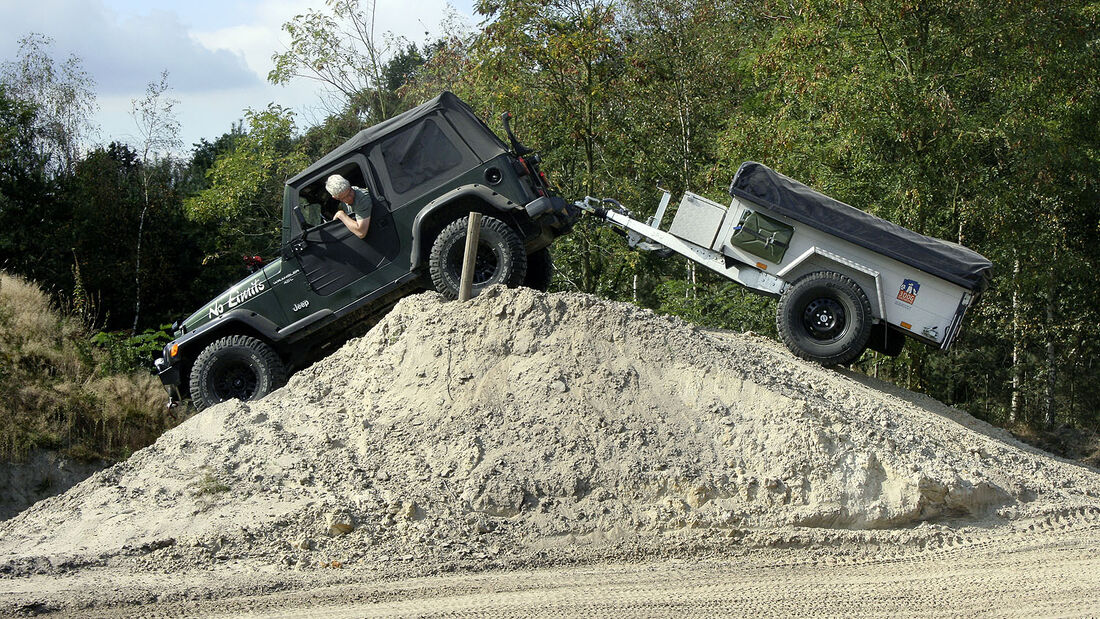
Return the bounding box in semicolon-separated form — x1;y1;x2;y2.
0;0;477;154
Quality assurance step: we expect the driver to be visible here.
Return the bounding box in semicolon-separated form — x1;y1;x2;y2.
325;174;372;239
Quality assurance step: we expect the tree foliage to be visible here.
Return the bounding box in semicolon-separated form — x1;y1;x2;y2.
185;105;309;263
0;1;1098;440
130;71;183;333
0;34;97;175
270;0;400;122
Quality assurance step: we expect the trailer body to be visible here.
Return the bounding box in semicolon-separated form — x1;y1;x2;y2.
581;162;992;364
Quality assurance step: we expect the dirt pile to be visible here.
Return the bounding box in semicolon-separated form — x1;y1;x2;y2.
2;286;1099;574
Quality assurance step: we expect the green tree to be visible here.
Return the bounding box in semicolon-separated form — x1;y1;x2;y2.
0;33;96;175
0;84;59;288
185;105;309;266
469;0;630;294
270;0;397;122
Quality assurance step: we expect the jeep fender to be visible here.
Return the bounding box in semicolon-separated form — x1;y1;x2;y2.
409;184;527;270
170;309;283;365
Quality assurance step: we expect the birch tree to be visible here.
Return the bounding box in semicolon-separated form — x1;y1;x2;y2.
129;71;181;333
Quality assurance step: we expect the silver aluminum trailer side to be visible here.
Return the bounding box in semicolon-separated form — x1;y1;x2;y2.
577;163;992;366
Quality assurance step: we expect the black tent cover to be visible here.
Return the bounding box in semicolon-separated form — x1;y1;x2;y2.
286;92;509;187
729;162;992;292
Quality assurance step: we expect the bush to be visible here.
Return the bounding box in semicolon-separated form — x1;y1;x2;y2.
0;272;179;462
91;326;173;374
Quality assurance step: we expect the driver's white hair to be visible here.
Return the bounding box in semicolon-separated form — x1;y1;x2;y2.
325;174;351;196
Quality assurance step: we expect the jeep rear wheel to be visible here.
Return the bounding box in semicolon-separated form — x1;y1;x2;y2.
429;214;527;300
189;335;287;412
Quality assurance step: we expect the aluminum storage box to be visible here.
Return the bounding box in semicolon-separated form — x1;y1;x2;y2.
668;193;727;248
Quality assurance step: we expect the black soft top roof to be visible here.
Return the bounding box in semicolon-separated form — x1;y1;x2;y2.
286;92;508;186
729;162;992;292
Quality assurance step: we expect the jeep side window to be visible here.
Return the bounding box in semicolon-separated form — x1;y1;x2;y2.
296;161;371;229
380;117;465;195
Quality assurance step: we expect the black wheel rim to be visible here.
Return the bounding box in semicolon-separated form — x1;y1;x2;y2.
447;241;500;285
802;297;847;341
211;359;258;402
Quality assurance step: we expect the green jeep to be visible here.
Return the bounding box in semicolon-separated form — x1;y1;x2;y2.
155;92;578;410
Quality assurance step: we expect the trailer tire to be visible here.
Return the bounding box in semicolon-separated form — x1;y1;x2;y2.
429;215;527;300
777;271;872;366
523;247;554;292
189;335;286;412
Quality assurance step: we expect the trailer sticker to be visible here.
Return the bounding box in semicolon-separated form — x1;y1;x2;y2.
897;279;920;305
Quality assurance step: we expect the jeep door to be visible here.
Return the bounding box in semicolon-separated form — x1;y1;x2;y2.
287;154;401;298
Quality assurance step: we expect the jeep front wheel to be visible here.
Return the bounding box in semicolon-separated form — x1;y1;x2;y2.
189;335;287;412
429;214;527;300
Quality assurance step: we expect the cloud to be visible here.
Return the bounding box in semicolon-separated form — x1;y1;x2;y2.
0;0;259;95
191;0;320;79
0;0;477;149
192;0;464;85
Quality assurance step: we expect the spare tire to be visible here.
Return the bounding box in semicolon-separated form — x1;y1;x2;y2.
429;214;527;300
189;335;287;411
776;271;872;366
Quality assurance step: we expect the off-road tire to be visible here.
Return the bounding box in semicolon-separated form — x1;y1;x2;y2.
429;214;527;300
189;335;287;412
776;271;872;367
523;247;554;292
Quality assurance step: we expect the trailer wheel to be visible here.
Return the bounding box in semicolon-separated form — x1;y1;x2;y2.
189;335;287;412
523;247;554;292
429;214;527;300
776;271;872;366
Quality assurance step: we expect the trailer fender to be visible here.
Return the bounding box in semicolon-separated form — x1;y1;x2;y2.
777;247;887;322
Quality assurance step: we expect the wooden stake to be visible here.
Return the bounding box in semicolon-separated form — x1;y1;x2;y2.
458;212;483;302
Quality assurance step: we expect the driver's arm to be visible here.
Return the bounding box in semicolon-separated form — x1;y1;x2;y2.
334;210;370;239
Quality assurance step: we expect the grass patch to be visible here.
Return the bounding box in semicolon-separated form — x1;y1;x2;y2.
0;271;181;462
191;468;231;496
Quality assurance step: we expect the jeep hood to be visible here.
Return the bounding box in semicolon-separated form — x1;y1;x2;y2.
180;263;279;333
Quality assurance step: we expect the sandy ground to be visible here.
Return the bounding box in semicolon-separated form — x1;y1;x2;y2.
2;287;1099;616
4;510;1098;617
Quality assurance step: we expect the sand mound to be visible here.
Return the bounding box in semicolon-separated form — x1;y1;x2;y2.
2;287;1099;573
